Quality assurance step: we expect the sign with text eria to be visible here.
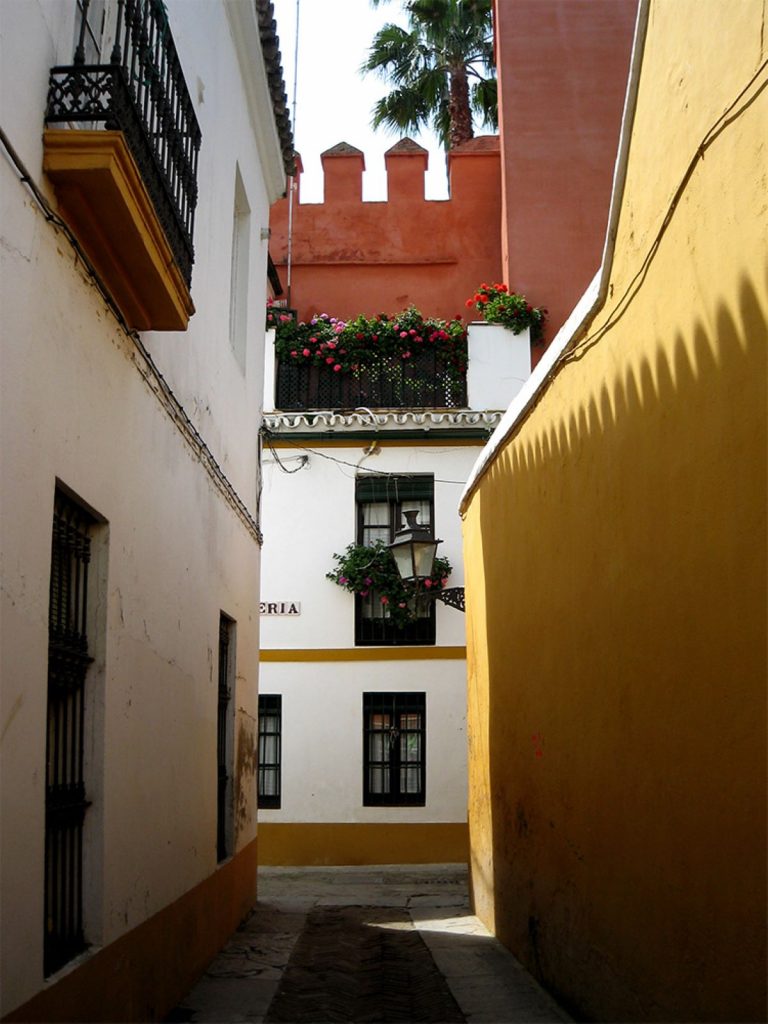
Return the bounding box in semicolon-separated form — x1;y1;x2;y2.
260;601;301;616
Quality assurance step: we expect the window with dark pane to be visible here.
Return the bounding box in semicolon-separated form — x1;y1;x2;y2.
258;694;282;809
217;614;235;862
363;693;425;806
355;476;435;646
44;490;95;976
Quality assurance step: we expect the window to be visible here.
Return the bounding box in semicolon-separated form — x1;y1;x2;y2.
363;693;426;806
258;695;282;809
217;615;235;862
229;167;251;372
355;475;435;646
45;490;95;975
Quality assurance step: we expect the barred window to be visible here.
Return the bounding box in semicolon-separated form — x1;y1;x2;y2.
45;490;95;975
217;614;235;862
258;694;282;809
355;476;435;646
363;693;426;806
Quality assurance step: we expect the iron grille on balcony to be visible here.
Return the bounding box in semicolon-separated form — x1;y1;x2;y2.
45;0;201;285
275;351;467;411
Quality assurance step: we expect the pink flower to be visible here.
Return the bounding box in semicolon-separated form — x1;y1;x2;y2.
364;577;372;586
333;364;341;372
339;576;348;585
327;341;336;349
372;334;378;342
380;596;389;605
424;579;433;588
279;314;292;322
334;324;344;334
409;329;416;336
309;336;318;343
302;348;310;357
360;589;369;597
441;577;449;586
398;602;406;608
326;356;334;364
400;331;408;338
290;350;297;357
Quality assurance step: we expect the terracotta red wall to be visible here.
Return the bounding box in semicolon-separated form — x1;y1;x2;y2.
269;138;502;324
494;0;637;346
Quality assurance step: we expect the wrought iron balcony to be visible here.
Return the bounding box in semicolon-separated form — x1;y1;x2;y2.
275;350;468;411
45;0;201;288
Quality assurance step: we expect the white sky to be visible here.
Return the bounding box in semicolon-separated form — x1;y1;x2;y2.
271;0;450;202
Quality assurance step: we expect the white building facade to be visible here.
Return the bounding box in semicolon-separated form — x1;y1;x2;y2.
258;323;530;865
0;1;291;1018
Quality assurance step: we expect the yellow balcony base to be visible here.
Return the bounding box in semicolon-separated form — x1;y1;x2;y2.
43;129;195;331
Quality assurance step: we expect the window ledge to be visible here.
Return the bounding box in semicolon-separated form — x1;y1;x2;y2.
43;129;195;331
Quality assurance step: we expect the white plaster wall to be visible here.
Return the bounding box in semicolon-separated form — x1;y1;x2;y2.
258;662;467;823
259;442;478;827
0;1;282;1013
260;444;473;650
467;322;532;411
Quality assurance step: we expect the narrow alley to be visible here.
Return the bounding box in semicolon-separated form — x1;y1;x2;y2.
167;866;571;1023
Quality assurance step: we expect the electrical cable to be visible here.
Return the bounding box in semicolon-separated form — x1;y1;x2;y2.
562;56;768;366
260;429;469;485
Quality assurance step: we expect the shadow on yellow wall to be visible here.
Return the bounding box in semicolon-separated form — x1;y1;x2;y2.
470;272;766;1022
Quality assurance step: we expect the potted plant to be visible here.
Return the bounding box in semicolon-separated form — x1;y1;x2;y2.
465;282;546;343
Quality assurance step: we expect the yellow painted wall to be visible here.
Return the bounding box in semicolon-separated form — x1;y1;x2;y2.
259;823;468;866
462;3;767;1021
4;839;259;1023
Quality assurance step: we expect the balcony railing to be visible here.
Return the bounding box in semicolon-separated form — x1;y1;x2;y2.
45;0;201;285
275;350;468;411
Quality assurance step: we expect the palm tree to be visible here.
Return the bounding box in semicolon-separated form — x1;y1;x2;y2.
362;0;497;151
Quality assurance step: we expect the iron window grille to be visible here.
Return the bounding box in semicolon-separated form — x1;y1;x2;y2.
355;476;436;646
363;693;426;806
216;614;234;862
45;491;95;976
45;0;201;285
258;695;282;809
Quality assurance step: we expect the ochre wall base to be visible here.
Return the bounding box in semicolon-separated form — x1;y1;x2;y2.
258;822;468;866
4;838;258;1023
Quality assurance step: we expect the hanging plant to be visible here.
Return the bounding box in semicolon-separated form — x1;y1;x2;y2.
327;542;453;628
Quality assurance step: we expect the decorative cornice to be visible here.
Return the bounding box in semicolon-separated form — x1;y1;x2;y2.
263;409;503;434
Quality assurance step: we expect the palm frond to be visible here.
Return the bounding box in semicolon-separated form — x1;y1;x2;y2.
470;77;497;128
371;87;432;137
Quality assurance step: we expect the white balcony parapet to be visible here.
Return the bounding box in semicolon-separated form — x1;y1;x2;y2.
467;322;532;411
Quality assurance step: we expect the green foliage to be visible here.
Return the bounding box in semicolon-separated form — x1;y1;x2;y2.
327;541;453;629
465;282;547;343
271;306;468;380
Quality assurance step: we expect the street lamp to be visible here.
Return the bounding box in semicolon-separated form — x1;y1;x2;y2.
388;510;466;612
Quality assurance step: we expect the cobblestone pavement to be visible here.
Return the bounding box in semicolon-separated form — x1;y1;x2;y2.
167;865;571;1024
